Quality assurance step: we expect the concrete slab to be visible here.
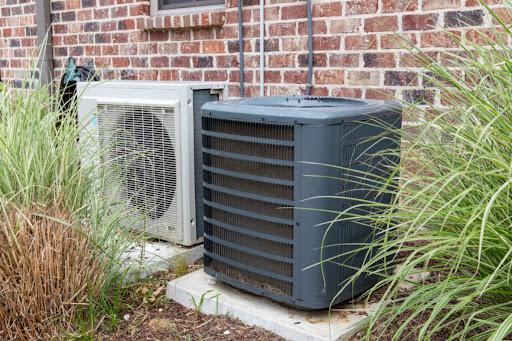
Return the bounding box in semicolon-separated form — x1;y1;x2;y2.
167;269;377;341
123;240;203;282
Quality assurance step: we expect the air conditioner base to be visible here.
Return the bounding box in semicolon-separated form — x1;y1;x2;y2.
123;240;203;283
167;269;378;341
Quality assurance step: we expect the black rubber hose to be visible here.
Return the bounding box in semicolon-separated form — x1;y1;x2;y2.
238;0;245;97
305;0;313;96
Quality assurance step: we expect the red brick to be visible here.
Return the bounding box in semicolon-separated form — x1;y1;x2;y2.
311;87;329;96
403;14;439;31
204;70;228;81
171;56;190;68
332;88;363;98
330;18;360;34
112;57;130;67
465;0;501;6
421;31;461;47
77;9;93;21
346;71;380;86
381;33;417;49
129;3;149;16
364;16;398;32
269;23;296;36
131;57;148;67
216;55;239;68
399;51;438;67
345;0;378;15
345;35;378;50
282;37;308;51
492;7;512;25
150;56;169;68
366;89;396;100
66;0;81;10
422;0;460;10
203;41;225;53
364;53;396;68
281;4;307;20
314;70;344;84
329;54;360;67
181;70;201;81
269;54;295;68
63;35;77;45
118;19;135;30
465;28;507;45
264;71;282;83
313;2;342;17
160;70;179;81
265;6;280;21
298;20;327;35
181;42;200;54
313;36;341;50
382;0;418;12
111;6;128;18
283;71;308;84
101;45;118;55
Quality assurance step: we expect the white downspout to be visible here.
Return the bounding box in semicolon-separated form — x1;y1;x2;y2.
259;0;264;96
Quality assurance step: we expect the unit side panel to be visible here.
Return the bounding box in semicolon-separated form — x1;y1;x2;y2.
193;89;220;239
296;124;342;307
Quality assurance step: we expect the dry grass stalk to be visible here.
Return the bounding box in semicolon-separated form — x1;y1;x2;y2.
0;207;105;340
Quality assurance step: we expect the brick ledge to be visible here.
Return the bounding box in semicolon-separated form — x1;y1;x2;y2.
142;11;225;31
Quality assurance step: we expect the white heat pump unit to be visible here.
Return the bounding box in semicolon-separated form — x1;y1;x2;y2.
77;81;224;246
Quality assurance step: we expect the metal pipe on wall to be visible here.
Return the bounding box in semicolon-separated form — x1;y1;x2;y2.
36;0;54;90
238;0;245;97
259;0;264;96
305;0;313;96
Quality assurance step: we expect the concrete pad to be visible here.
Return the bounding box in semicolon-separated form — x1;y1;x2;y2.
167;269;377;341
123;240;203;282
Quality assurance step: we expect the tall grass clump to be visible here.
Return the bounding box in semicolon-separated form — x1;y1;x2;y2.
324;4;512;340
0;73;131;339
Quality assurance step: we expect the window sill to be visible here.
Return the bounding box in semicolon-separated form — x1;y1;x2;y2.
143;9;225;31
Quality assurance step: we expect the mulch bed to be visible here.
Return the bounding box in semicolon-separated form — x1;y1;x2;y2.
104;300;284;341
101;264;284;341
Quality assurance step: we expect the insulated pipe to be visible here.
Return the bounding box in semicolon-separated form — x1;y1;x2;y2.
259;0;265;96
305;0;313;96
238;0;245;97
36;0;54;90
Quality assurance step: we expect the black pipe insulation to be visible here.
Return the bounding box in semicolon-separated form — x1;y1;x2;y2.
238;0;245;97
305;0;313;96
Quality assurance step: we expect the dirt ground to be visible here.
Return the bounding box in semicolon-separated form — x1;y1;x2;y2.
101;264;284;341
100;262;449;341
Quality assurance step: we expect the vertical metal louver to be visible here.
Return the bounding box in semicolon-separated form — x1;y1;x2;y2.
97;104;180;241
202;117;295;297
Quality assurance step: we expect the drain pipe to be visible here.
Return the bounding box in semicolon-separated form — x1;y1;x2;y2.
305;0;313;96
259;0;264;96
36;0;54;90
238;0;244;97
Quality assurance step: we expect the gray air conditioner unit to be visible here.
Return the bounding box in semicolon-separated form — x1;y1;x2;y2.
201;96;402;309
77;81;224;246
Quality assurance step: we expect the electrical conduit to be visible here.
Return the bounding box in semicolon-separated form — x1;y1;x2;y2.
305;0;313;96
260;0;264;96
238;0;245;97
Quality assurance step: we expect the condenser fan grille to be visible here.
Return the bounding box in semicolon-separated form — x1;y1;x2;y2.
97;104;178;238
203;117;295;297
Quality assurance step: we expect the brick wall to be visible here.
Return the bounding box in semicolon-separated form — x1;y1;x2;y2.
0;0;37;87
0;0;509;102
